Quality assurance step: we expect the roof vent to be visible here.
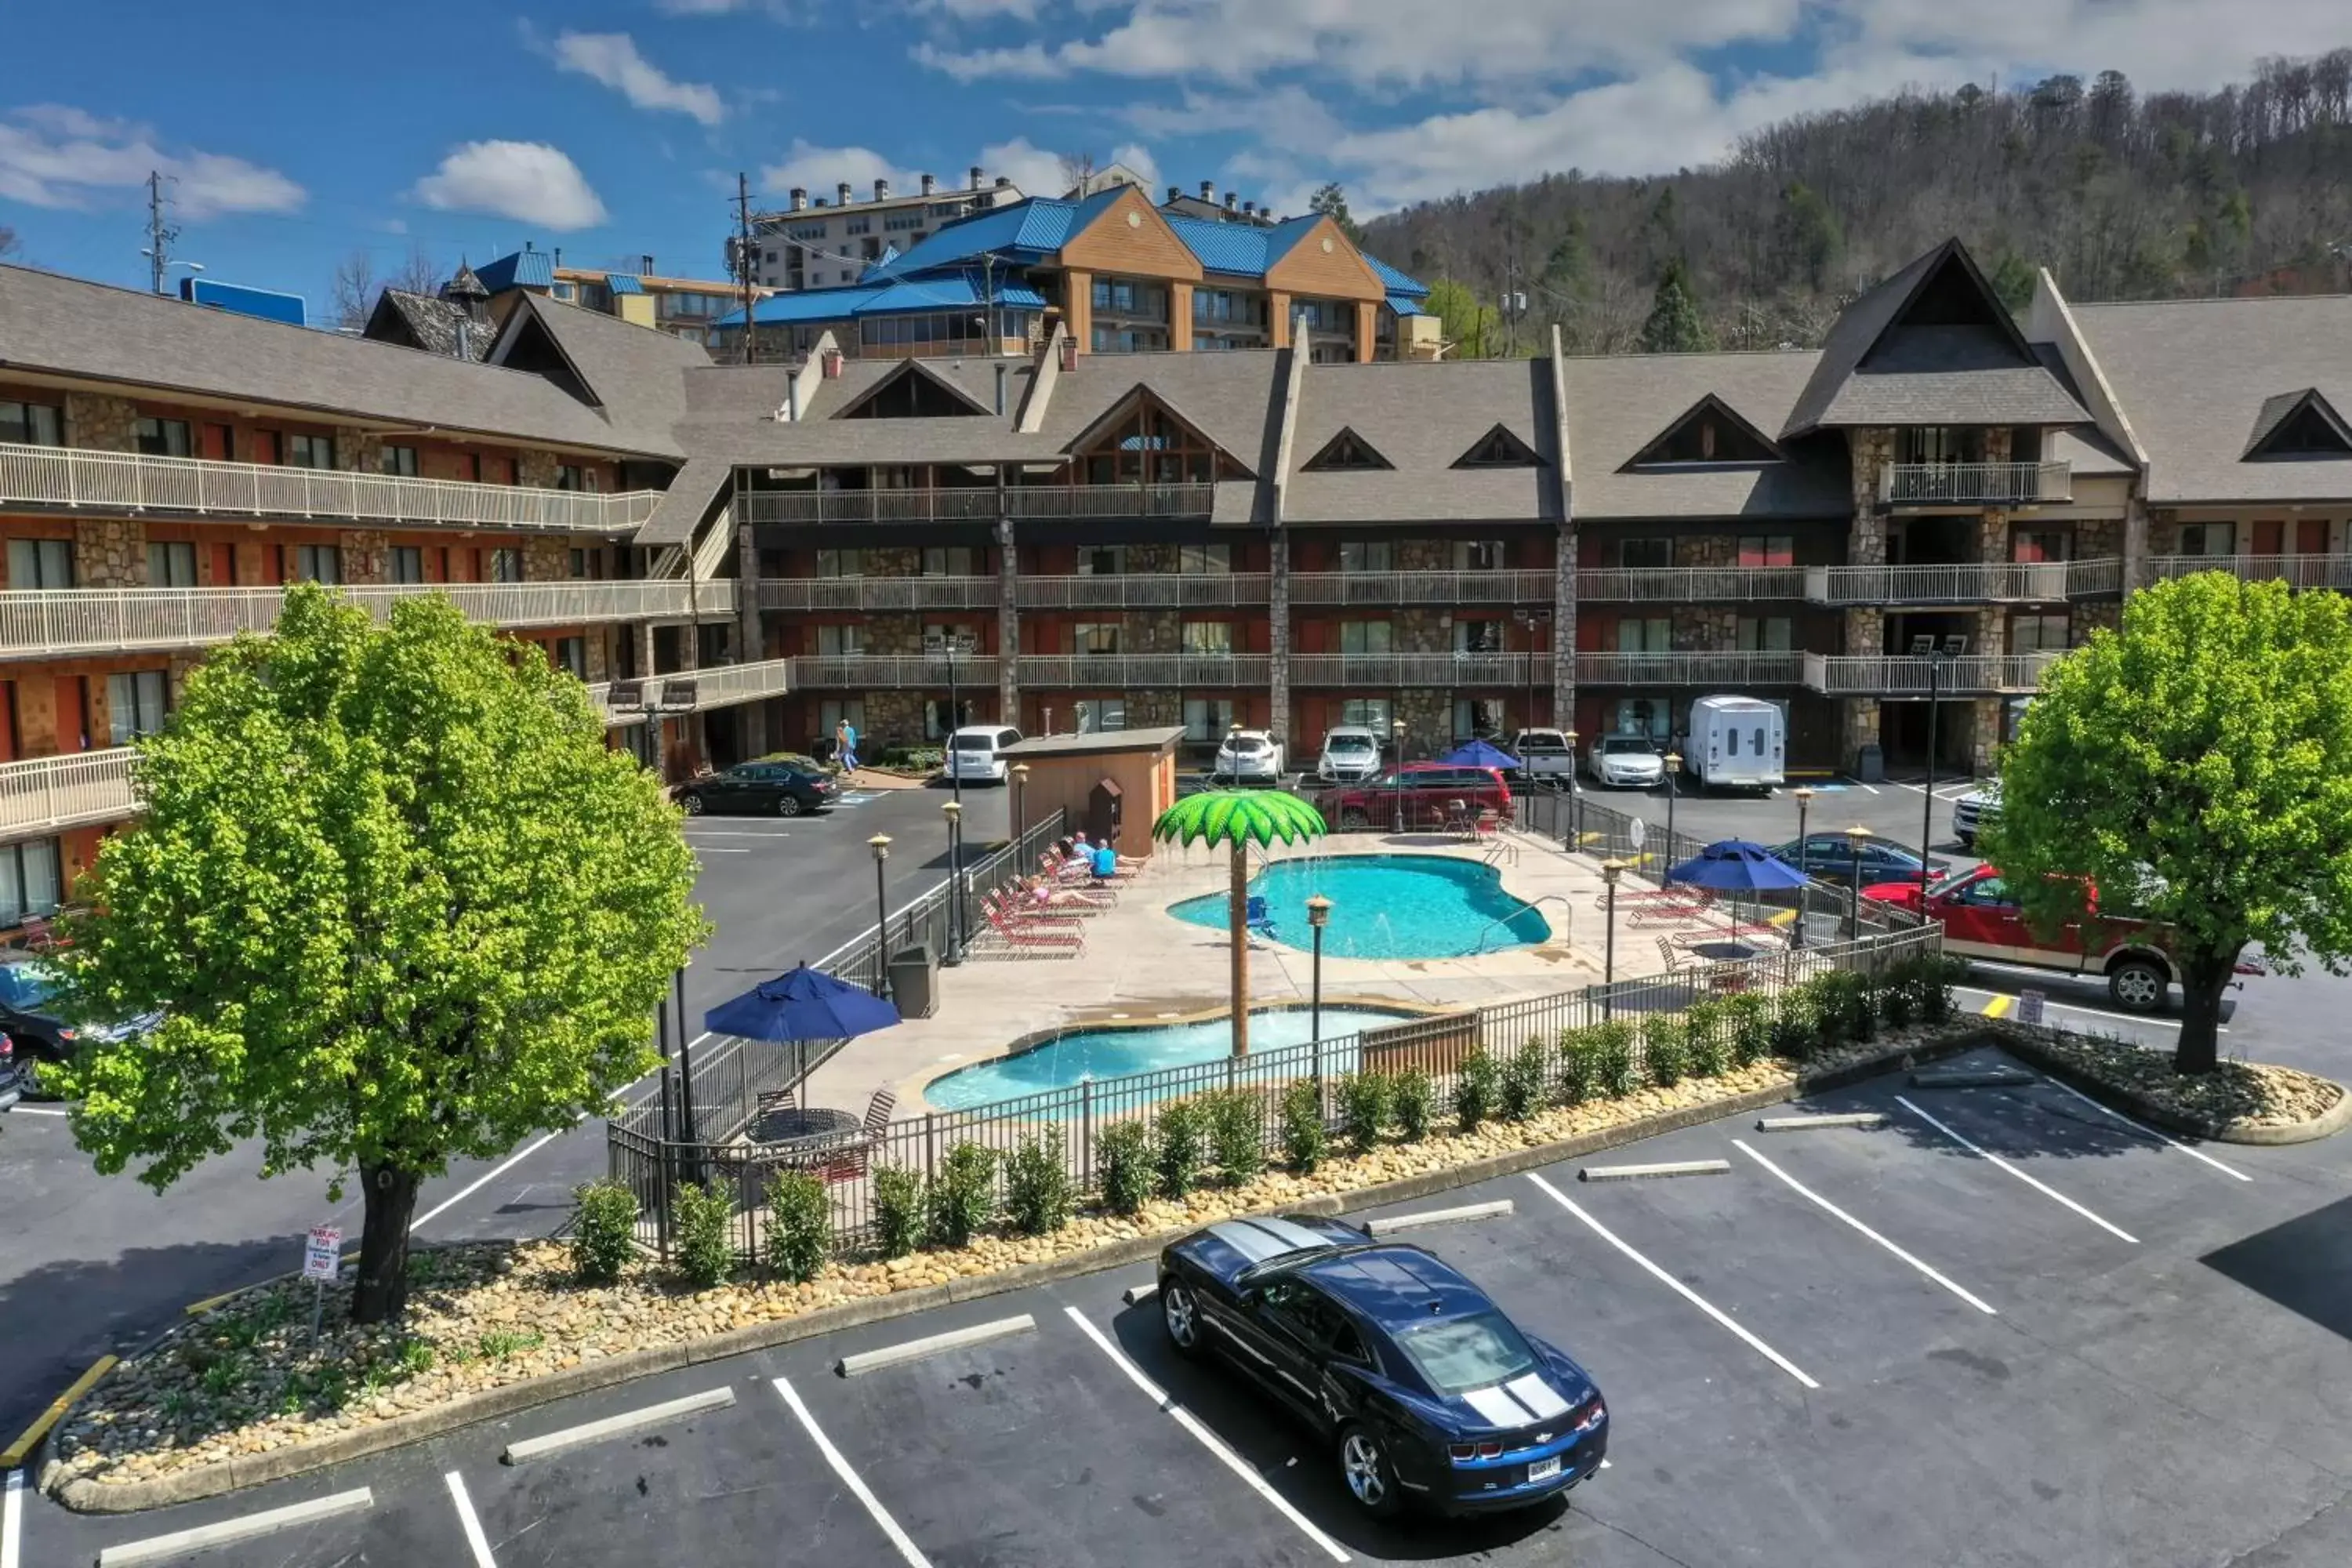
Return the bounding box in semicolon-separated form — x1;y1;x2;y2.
1225;191;1238;211
875;178;890;201
971;165;985;191
920;172;936;196
1242;201;1255;216
1200;180;1215;200
1167;185;1181;203
837;181;854;206
641;254;655;276
789;187;808;211
995;176;1011;188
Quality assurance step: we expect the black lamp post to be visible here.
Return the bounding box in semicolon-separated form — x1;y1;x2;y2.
1391;716;1407;833
1662;749;1683;863
1846;823;1871;942
931;632;971;808
1011;762;1030;846
869;833;893;999
1600;858;1627;1018
1306;893;1332;1044
1922;649;1946;902
1564;726;1581;846
942;799;966;966
1791;785;1816;949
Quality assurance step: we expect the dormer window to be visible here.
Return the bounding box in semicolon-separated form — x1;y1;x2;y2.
1453;424;1544;469
1628;395;1782;467
2245;390;2352;460
1302;428;1393;472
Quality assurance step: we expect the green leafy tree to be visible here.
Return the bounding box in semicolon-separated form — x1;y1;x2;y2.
1985;575;2352;1073
1985;249;2038;314
1638;259;1714;353
1423;278;1498;359
1775;183;1844;292
1308;183;1364;245
49;586;705;1321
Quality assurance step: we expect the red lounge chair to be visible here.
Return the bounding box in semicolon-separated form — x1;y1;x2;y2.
981;902;1084;953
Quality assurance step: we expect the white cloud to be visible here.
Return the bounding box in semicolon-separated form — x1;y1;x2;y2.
0;103;303;218
977;136;1069;196
550;31;725;125
758;136;1063;200
1109;142;1160;189
410;141;608;230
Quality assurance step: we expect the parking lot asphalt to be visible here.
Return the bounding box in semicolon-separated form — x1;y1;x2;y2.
21;1040;2352;1568
0;779;1010;1453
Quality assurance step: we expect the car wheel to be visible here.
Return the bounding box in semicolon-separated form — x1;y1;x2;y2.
1161;1279;1202;1355
1338;1423;1404;1519
16;1054;50;1101
1339;807;1369;831
1954;833;1973;850
2109;959;2169;1013
775;794;804;818
680;793;705;815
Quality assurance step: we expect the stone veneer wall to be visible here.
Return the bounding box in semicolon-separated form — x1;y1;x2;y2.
2147;512;2182;556
1397;688;1450;759
523;539;569;582
864;616;924;655
1672;535;1740;568
1969;698;2004;774
1395;539;1450;573
334;427;383;475
64;392;140;453
74;519;147;586
866;548;920;577
1123;690;1180;728
1127;612;1181;655
1395;608;1450;653
1671;606;1737;651
1840;427;1895;771
2076;516;2122;556
863;691;926;748
342;530;390;586
518;451;562;490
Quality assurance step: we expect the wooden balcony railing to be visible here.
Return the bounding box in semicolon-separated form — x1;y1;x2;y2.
1878;461;2071;506
1573;567;1807;602
1287;571;1556;607
1573;652;1805;685
1802;652;2063;695
1804;557;2123;604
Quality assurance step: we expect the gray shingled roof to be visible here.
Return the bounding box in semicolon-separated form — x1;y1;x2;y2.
1032;350;1287;478
1564;350;1850;520
1284;358;1559;523
635;457;731;547
2072;295;2352;503
377;289;495;362
501;292;710;453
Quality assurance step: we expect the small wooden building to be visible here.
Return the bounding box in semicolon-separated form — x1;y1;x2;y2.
996;726;1185;858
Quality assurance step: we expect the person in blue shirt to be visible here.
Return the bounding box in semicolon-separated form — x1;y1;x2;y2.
1091;840;1120;880
834;718;860;773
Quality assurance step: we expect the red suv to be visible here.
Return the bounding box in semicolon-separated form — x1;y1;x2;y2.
1317;762;1515;832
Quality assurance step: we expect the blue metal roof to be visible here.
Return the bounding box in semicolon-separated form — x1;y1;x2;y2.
1386;292;1432;318
475;249;555;292
717;285;884;328
1367;253;1429;299
604;273;645;295
1260;216;1326;270
1164;213;1271;277
713;271;1047;330
862;197;1085;283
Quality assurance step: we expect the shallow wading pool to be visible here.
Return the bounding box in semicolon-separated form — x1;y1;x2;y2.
1167;853;1552;960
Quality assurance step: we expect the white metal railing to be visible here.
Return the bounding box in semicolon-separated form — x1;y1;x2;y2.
2140;554;2352;592
0;442;658;534
788;655;1003;690
1804;557;2123;604
1289;653;1539;687
1018;654;1272;687
760;577;1000;612
1287;571;1556;607
1014;574;1272;609
0;581;735;659
1801;651;2063;695
739;484;1217;526
1573;567;1807;602
639;659;793;712
1878;460;2071;506
0;747;140;837
1573;652;1805;685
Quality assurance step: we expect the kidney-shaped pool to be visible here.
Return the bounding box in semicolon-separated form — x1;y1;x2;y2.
1167;853;1551;960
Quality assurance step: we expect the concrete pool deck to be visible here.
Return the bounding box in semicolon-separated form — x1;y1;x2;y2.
797;826;1701;1118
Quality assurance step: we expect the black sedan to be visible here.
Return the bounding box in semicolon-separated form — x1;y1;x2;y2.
673;760;838;818
0;953;156;1098
1768;832;1950;888
1158;1214;1607;1519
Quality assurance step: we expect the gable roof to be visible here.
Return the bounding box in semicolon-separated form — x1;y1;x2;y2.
2244;388;2352;458
476;249;556;294
365;289;495;362
1454;423;1546;467
1624;393;1784;467
494;292;710;451
1564;350;1850;520
1782;238;2085;437
1283;358;1562;524
836;360;994;419
1301;426;1393;471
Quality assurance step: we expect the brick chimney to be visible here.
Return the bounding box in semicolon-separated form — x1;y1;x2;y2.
1058;335;1078;372
822;347;844;379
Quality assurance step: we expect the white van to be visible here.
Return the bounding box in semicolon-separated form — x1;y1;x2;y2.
945;724;1023;784
1684;695;1784;790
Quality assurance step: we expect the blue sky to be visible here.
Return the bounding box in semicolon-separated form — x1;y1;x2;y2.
3;1;2343;314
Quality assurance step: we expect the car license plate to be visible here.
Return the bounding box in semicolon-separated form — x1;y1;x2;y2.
1526;1456;1562;1483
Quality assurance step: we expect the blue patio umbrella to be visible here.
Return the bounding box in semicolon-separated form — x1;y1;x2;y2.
1440;738;1523;771
704;962;902;1041
1664;839;1813;891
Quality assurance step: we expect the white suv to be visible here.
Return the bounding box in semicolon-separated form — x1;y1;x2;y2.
945;724;1023;784
1316;725;1383;783
1951;782;2001;848
1216;730;1286;785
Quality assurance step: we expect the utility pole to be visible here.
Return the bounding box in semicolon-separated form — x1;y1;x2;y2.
144;171;179;296
733;172;757;365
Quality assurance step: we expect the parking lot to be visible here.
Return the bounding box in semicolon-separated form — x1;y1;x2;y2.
22;1040;2352;1568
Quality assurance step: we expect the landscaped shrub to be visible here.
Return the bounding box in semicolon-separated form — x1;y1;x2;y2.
873;1165;927;1256
1726;992;1773;1068
1098;1121;1153;1214
1205;1089;1265;1185
1592;1020;1640;1098
1556;1027;1600;1105
1004;1134;1073;1236
1878;966;1918;1028
570;1180;639;1283
927;1142;999;1248
1394;1069;1436;1142
1644;1014;1690;1087
670;1179;735;1288
1912;953;1968;1024
1770;984;1824;1061
1154;1100;1208;1199
1279;1079;1327;1171
1682;998;1730;1078
1499;1036;1549;1120
1812;970;1876;1047
1455;1048;1501;1131
1339;1070;1394;1152
762;1169;833;1283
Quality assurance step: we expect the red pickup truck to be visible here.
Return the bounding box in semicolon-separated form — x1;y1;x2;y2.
1860;864;2194;1013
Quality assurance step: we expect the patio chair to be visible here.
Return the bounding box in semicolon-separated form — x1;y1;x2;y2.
986;887;1086;927
979;902;1084;954
1245;895;1279;943
863;1087;896;1131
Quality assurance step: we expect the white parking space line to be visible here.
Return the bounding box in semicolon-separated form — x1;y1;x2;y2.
1061;1306;1352;1563
412;1122;579;1233
772;1377;934;1567
1893;1095;2140;1243
445;1472;498;1568
1732;1140;1998;1315
3;1105;64;1116
98;1487;374;1566
1526;1174;1820;1390
2037;1075;2252;1182
691;847;753;854
3;1468;24;1568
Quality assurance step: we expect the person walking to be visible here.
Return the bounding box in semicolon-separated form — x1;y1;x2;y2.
834;717;861;774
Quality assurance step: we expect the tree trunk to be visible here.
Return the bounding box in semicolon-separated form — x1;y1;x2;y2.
2173;949;2238;1076
1229;839;1250;1058
351;1162;421;1323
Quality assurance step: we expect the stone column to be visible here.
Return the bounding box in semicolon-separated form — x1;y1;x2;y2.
73;520;147;586
735;515;766;757
335;426;384;475
1842;428;1894;774
1552;523;1576;735
343;530;390;586
63;392;140;452
522;539;568;581
1269;529;1291;746
2123;495;2152;596
996;513;1021;726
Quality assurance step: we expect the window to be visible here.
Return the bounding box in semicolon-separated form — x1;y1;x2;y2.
1454;541;1508;572
8;539;72;590
488;549;521;583
763;249;778;264
568;547;601;579
1338;540;1392;573
1896;426;1984;465
292;544;341;584
921;699;975;739
1632;397;1781;465
1302;429;1392;472
552;637;586;678
286;433;336;470
380;445;419;477
0;401;62;447
555;464;599;492
1181;621;1233;655
1183;698;1236;741
1613;698;1671;739
1338;620;1392;654
2009;613;2072;653
1616;617;1671;652
136;417;192;457
1456;619;1505;652
1091;278;1167;318
1453;424;1542;468
2177;522;2235;557
817;699;865;741
146;542;197;586
844;217;871;236
1620;539;1671;569
1073;622;1122;655
1737;535;1795;568
107;670;169;742
1956;875;2015;908
1453;698;1505;739
2010;530;2070;564
923;546;975;576
0;837;62;927
816;549;863;579
1091;326;1168;354
816;623;865;656
1736;616;1793;651
1076;545;1127;576
1338;697;1393;731
385;546;422;584
1073;698;1126;733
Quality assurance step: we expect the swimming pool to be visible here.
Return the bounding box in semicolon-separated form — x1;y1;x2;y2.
1167;854;1551;960
923;1005;1420;1111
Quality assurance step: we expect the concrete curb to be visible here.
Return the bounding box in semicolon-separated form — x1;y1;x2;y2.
45;1029;1984;1515
1577;1160;1732;1182
835;1314;1035;1377
1755;1112;1887;1132
1984;1023;2352;1146
1363;1200;1514;1236
500;1385;735;1465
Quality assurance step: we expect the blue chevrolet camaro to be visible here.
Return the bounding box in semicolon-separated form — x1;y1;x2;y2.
1157;1214;1608;1519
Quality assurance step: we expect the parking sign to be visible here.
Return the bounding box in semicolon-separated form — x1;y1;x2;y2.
303;1225;343;1282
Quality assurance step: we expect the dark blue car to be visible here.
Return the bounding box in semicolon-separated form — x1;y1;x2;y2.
1157;1214;1607;1519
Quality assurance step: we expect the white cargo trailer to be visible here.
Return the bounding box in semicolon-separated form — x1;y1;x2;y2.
1684;695;1785;789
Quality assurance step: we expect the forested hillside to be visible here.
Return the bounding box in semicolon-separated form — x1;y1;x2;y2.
1363;52;2352;357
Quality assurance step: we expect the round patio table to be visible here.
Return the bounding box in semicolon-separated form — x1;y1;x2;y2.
749;1104;862;1144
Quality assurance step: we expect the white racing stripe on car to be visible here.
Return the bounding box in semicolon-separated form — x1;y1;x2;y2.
1206;1219;1296;1263
1249;1217;1340;1252
1504;1373;1572;1421
1461;1386;1526;1426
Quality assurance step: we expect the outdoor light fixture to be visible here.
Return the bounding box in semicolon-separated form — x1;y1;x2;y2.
869;833;894;999
1599;857;1629;1015
942;800;966;966
1391;717;1408;833
1791;786;1817;949
1011;762;1030;843
1563;727;1581;844
1662;750;1684;858
1845;823;1871;942
1305;894;1333;1059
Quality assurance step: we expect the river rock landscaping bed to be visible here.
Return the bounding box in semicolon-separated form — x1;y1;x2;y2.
1998;1022;2345;1135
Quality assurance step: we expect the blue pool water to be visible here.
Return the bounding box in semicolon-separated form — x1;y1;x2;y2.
1167;854;1552;960
924;1006;1417;1111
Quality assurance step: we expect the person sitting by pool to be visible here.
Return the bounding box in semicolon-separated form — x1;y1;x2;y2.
1090;839;1121;881
1025;874;1110;911
1073;831;1146;871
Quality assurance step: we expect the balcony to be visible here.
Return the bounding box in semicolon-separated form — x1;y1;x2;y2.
1290;653;1540;687
759;577;1000;612
1289;571;1555;607
739;483;1216;527
0;580;738;660
0;442;658;534
1573;568;1807;602
789;655;1003;691
1574;652;1804;685
1015;574;1271;609
1021;654;1272;687
2140;554;2352;592
1803;557;2123;605
1802;651;2062;695
0;747;140;839
1878;461;2071;507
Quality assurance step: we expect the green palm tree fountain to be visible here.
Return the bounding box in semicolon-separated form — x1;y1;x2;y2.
1152;789;1327;1056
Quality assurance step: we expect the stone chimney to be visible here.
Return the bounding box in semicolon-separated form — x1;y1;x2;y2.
875;177;891;201
837;181;854;206
920;172;936;196
789;187;808;211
